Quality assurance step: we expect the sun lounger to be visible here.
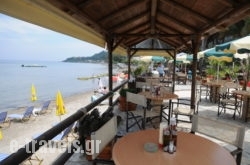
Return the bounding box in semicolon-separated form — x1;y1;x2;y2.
51;122;76;143
8;106;34;122
0;112;11;128
32;100;51;116
33;122;77;147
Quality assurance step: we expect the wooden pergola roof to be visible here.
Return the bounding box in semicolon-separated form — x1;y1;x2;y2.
1;0;250;57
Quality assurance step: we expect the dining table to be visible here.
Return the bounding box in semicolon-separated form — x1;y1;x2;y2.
112;129;236;165
204;81;224;103
139;91;178;124
232;90;250;122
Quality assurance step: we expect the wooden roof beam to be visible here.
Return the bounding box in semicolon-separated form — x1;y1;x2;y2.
122;28;149;46
59;0;106;35
218;0;239;7
115;32;194;38
201;2;250;34
157;22;183;34
159;38;180;48
120;22;150;35
158;11;197;33
126;38;146;47
109;11;149;32
77;0;93;8
150;0;158;34
99;0;149;23
130;48;175;51
161;0;213;24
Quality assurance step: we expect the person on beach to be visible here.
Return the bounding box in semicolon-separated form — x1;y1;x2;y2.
98;86;108;95
91;86;109;103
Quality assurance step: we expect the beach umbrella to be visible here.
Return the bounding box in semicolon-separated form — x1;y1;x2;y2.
167;53;193;73
215;35;250;53
176;52;193;63
215;35;250;60
136;56;166;63
204;48;234;62
56;90;66;121
151;56;166;62
31;84;37;102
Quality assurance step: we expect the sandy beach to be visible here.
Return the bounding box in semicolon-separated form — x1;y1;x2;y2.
0;90;106;164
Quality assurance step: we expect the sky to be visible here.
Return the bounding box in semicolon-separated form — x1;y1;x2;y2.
0;13;105;61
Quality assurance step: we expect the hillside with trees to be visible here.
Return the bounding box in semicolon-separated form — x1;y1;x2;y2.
63;50;127;64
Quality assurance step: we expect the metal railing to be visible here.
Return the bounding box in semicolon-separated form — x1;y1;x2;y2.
1;81;127;165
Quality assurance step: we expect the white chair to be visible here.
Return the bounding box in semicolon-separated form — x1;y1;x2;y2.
126;92;160;131
88;116;117;165
172;90;200;123
191;115;245;165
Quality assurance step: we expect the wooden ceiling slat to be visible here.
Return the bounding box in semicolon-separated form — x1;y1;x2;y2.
161;0;213;24
98;0;149;23
201;2;250;34
109;11;149;32
119;22;150;35
158;11;197;33
60;0;106;34
150;0;158;34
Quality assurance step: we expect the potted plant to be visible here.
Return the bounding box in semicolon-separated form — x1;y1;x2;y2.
118;88;138;111
205;60;218;81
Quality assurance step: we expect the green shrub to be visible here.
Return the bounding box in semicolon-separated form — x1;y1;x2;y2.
119;88;137;97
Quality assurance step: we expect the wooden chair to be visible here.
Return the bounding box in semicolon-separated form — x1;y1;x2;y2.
217;85;242;119
191;115;245;165
196;80;210;101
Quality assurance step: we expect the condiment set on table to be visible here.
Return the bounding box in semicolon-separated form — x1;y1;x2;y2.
159;118;178;154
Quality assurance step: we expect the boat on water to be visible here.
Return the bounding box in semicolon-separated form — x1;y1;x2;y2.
21;64;47;67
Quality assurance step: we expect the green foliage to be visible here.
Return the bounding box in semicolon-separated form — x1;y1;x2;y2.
119;88;137;97
63;50;127;63
131;60;149;76
112;54;127;64
205;59;242;80
133;66;144;76
223;65;240;80
205;60;218;76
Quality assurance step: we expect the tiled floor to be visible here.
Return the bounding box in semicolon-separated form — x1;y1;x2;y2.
65;84;250;165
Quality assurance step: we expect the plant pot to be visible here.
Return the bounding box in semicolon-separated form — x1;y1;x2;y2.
118;96;137;111
206;75;214;82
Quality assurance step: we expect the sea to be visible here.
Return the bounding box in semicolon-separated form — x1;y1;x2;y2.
0;60;110;112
